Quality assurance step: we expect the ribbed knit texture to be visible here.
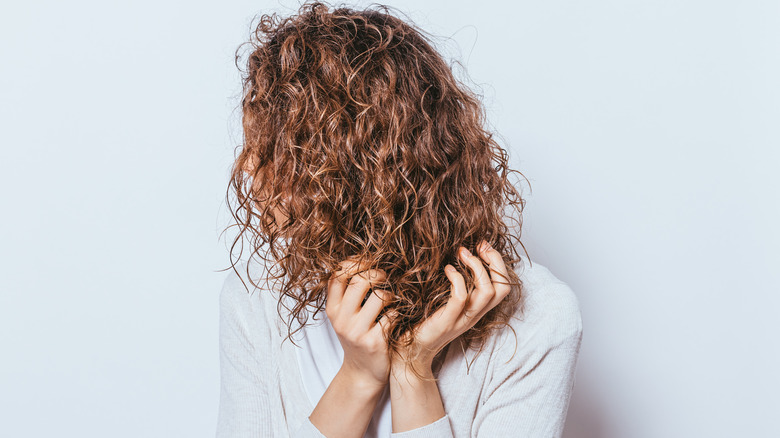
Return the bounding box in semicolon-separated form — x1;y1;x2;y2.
216;257;582;438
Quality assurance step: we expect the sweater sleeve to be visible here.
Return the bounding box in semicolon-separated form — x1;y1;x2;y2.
216;268;329;438
473;283;583;438
389;414;454;438
390;283;582;438
215;269;274;438
291;417;329;437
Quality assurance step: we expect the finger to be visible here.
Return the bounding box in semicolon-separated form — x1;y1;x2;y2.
341;268;387;315
408;265;469;343
326;256;370;309
475;240;512;310
372;307;399;341
356;288;391;332
457;245;495;318
440;264;469;324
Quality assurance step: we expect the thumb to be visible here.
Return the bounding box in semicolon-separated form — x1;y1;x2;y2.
375;306;399;337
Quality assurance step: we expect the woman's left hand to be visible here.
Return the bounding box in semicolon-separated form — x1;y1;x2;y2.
388;239;513;373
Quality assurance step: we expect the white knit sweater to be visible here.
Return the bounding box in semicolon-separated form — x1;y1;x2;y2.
216;256;582;437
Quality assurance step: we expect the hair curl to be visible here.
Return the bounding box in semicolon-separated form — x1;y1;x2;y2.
224;1;530;377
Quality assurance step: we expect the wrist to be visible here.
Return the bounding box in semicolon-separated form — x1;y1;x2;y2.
337;364;387;395
388;361;445;433
390;359;434;382
390;346;437;375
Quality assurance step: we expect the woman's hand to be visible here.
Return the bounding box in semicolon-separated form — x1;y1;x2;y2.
309;259;393;438
389;240;512;373
385;239;512;433
325;257;394;390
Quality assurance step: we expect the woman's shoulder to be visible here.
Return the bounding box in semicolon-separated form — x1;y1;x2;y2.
219;260;285;341
497;259;583;353
219;261;266;309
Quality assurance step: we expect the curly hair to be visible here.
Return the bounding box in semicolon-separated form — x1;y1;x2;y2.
224;1;530;375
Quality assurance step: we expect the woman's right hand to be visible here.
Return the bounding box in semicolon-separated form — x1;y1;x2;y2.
308;258;393;437
326;257;393;390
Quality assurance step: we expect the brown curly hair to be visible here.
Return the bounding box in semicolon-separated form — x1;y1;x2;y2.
224;1;530;374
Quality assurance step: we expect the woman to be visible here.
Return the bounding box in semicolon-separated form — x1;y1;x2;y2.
217;2;582;437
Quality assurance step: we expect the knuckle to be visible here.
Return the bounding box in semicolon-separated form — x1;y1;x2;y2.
353;280;368;291
325;304;337;320
330;272;346;287
363;336;382;352
475;293;494;308
462;308;478;321
365;269;387;284
349;275;369;289
337;257;361;274
486;247;502;259
344;326;361;342
373;288;390;303
358;334;379;353
451;269;465;283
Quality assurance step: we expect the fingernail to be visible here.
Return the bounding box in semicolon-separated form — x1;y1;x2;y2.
445;264;454;273
460;247;471;257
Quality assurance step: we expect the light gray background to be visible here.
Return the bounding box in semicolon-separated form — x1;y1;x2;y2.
1;1;778;437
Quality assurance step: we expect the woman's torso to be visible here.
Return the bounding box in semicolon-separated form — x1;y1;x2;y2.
246;257;580;437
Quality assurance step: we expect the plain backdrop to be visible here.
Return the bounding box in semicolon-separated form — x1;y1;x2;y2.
1;0;778;437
